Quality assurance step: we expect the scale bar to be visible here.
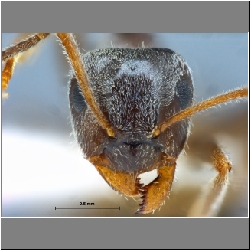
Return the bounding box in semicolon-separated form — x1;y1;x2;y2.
55;207;120;210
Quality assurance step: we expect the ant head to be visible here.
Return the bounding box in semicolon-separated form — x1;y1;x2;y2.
69;48;193;177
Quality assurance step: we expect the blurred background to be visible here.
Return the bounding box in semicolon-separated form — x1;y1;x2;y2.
1;33;248;217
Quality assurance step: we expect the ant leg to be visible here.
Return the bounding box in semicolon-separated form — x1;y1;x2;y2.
2;57;16;94
2;33;115;137
2;33;50;62
187;146;232;217
2;33;50;92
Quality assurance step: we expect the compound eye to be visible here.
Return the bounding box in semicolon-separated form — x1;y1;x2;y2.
176;75;193;110
69;77;87;114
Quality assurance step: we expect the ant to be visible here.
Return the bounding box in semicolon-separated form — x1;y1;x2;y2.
2;33;248;216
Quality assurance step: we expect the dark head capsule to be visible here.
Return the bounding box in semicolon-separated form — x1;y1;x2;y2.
69;48;193;174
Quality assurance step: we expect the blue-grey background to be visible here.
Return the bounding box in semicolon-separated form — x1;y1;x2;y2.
1;33;248;217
